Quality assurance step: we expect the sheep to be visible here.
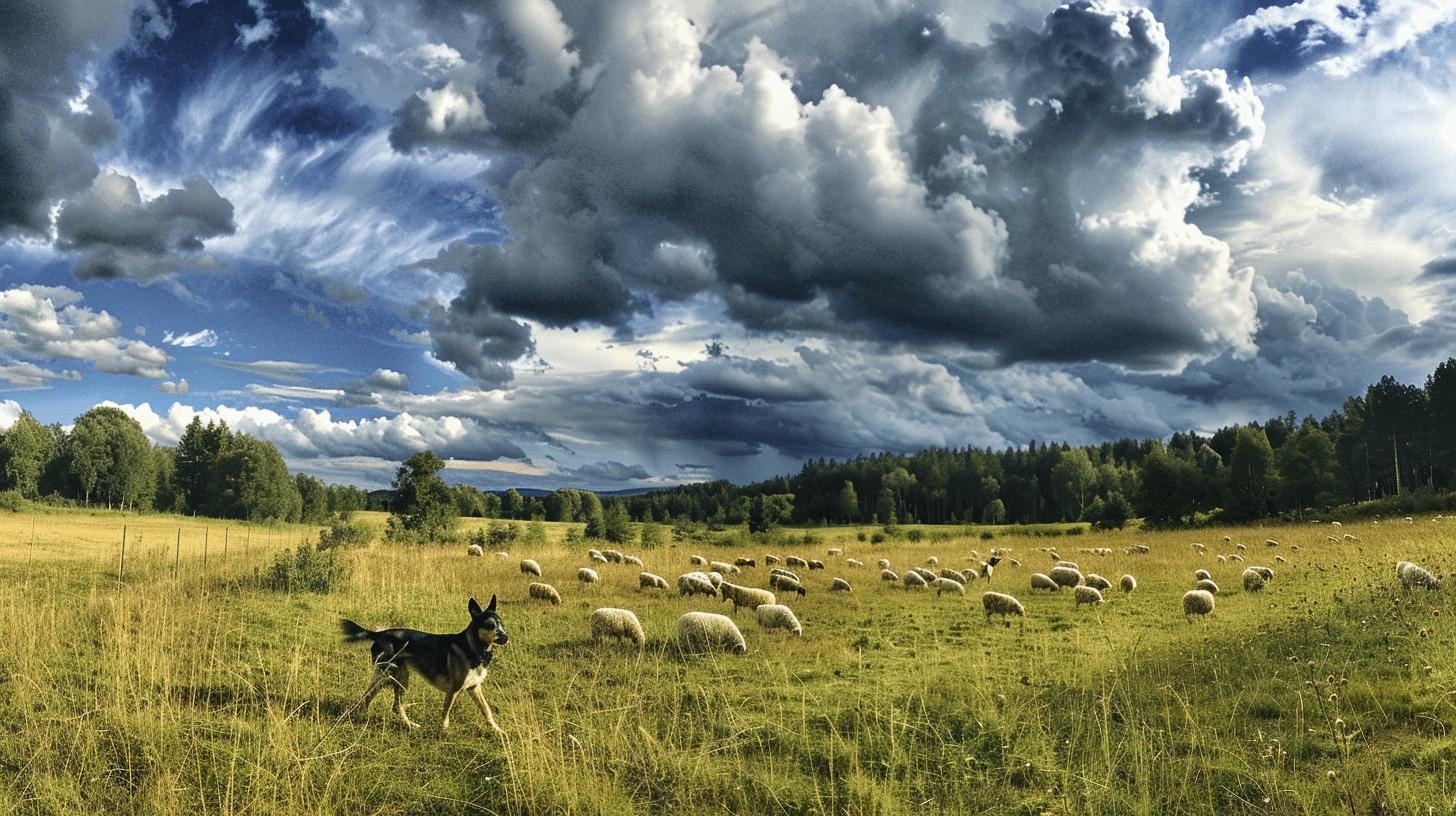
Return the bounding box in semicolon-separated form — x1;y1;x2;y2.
1248;566;1274;581
961;567;981;583
690;554;708;566
528;582;561;605
1119;574;1136;593
1241;568;1266;592
1397;561;1441;590
912;567;938;583
1229;554;1245;563
1132;544;1151;554
1326;536;1340;543
1008;558;1022;568
719;581;777;614
578;567;600;584
1030;573;1060;592
769;573;807;596
467;544;484;557
589;551;609;564
589;608;646;647
1073;585;1104;607
1330;521;1342;527
982;591;1025;624
938;568;965;582
1084;573;1112;592
755;604;802;636
934;576;966;596
1343;533;1358;542
706;571;724;589
880;569;898;583
827;547;843;556
1222;535;1232;542
677;572;718;598
675;612;747;655
926;556;940;567
808;559;826;571
902;571;928;589
710;560;741;575
520;558;542;577
770;567;801;582
1054;560;1080;570
846;558;864;569
1274;555;1287;564
1195;578;1219;594
1236;543;1247;552
1183;589;1216;621
1049;566;1083;588
1191;542;1206;552
639;571;670;590
603;549;624;564
1265;539;1279;548
786;556;809;568
734;557;756;568
877;558;891;570
1194;569;1212;581
624;555;644;567
830;577;852;592
764;554;780;565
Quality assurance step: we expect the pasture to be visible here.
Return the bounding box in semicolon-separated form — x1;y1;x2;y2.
1;509;1454;815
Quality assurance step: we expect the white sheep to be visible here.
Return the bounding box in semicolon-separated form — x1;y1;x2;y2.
846;558;864;569
520;558;542;577
710;560;741;575
1054;560;1080;570
807;559;826;571
589;551;609;564
770;567;801;582
1274;555;1287;564
677;572;717;598
1084;573;1112;592
1248;566;1274;581
755;604;802;636
1265;539;1279;548
690;554;708;566
603;549;624;564
1343;533;1358;542
1074;585;1104;607
786;556;809;568
1229;554;1245;563
589;608;645;647
982;591;1024;624
880;568;898;582
1194;569;1212;581
1030;573;1060;592
1397;561;1441;590
827;547;843;556
719;581;777;613
1241;568;1266;592
734;557;756;569
830;577;852;592
934;576;966;596
1132;544;1150;554
1194;578;1219;595
624;555;644;567
938;568;965;582
877;558;891;570
764;554;780;565
926;556;940;567
467;544;484;557
675;611;747;655
961;567;981;583
1049;566;1083;588
769;573;806;596
639;571;670;590
577;567;600;584
1236;543;1247;552
706;571;724;589
902;571;928;589
1119;574;1136;593
528;582;561;605
1183;589;1215;621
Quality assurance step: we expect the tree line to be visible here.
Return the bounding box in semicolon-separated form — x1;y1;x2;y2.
0;408;367;522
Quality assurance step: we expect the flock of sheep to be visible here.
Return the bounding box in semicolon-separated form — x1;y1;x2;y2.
467;523;1443;655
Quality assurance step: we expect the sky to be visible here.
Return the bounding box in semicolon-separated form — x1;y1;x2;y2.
2;0;1456;492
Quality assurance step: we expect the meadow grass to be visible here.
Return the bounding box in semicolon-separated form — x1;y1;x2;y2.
1;510;1454;814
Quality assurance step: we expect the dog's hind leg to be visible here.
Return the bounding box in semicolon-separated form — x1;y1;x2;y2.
441;688;461;730
468;685;504;736
389;669;420;730
356;667;391;717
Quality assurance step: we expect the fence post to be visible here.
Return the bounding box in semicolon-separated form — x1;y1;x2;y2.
174;528;181;577
118;525;127;583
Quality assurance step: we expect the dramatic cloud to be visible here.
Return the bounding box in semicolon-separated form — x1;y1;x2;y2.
0;285;169;381
1204;0;1456;77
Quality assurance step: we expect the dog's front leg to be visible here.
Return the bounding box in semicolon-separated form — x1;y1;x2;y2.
468;685;504;736
441;688;461;729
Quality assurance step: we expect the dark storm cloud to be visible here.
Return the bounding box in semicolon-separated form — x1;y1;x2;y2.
425;299;536;389
55;172;236;282
394;0;1265;388
560;460;651;484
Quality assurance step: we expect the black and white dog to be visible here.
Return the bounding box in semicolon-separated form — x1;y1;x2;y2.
341;595;508;733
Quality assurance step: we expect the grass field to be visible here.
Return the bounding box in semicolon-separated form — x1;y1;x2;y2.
1;508;1454;814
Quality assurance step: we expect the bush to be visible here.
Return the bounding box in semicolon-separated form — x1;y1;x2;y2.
980;531;995;540
263;542;350;593
470;521;520;550
856;531;867;542
869;531;886;545
317;516;374;550
525;520;547;548
640;523;665;549
564;527;585;546
904;529;923;542
0;489;24;512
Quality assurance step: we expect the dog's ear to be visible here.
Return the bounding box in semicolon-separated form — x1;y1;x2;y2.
486;594;497;612
468;596;484;617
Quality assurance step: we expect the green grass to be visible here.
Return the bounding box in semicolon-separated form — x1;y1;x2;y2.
1;510;1454;814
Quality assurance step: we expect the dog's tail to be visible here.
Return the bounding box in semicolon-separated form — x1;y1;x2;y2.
340;619;377;643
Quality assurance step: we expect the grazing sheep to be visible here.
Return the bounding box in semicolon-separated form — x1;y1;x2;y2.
1236;543;1247;552
467;544;484;557
520;558;542;577
1217;555;1227;563
589;608;646;647
734;557;756;568
1326;536;1340;542
1049;566;1083;588
926;556;940;567
603;549;625;564
1343;533;1358;542
1183;589;1216;621
1241;568;1266;592
960;568;980;583
624;555;644;567
1191;542;1206;552
938;568;965;582
639;571;670;590
1084;573;1112;592
911;567;938;583
1330;521;1342;527
578;567;600;584
1030;573;1059;592
1397;561;1441;590
769;574;807;596
786;556;809;568
1119;574;1136;593
719;581;777;614
589;551;609;564
1008;558;1022;568
880;569;898;582
808;560;826;571
706;572;724;589
755;604;803;636
982;591;1025;624
710;560;741;575
877;558;891;570
1222;535;1232;542
846;558;864;569
902;571;928;589
934;576;966;596
528;582;561;605
690;554;708;566
675;612;747;655
1195;578;1219;594
1266;539;1279;548
770;567;801;582
1194;569;1212;581
1274;555;1287;564
830;577;852;592
827;547;843;556
1073;585;1104;607
1054;560;1080;570
1229;554;1245;563
677;572;718;598
764;554;780;565
1248;566;1274;581
1133;544;1150;554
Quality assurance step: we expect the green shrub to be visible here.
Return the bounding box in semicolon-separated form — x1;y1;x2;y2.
869;531;886;545
0;490;24;512
980;530;995;540
564;527;585;546
856;531;867;542
640;523;665;549
263;542;350;593
317;516;374;550
904;529;923;543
